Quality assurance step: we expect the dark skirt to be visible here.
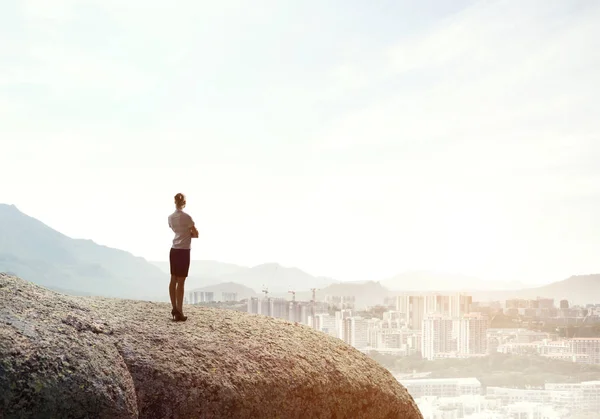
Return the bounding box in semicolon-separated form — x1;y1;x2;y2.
169;248;191;277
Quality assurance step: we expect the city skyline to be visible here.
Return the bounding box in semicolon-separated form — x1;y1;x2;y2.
212;285;600;416
240;289;600;365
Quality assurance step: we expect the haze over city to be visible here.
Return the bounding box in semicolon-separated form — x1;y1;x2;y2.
2;0;600;286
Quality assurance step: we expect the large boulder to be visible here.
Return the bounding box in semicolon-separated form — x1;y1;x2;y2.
0;274;422;418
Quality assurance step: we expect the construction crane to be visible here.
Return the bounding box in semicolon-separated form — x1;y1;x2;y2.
261;286;269;299
288;290;296;302
310;288;318;303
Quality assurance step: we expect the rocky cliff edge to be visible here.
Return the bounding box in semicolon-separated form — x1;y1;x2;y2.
0;274;422;418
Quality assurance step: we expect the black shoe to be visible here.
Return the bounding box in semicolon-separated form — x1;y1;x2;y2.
174;309;187;322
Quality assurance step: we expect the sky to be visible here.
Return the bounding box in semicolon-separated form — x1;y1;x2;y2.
1;0;599;285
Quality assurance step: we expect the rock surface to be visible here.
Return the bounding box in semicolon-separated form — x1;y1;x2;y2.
0;274;422;419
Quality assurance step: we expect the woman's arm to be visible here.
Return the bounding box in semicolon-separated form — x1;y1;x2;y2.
188;213;198;238
190;225;199;238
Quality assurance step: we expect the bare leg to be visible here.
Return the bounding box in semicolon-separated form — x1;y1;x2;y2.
176;276;186;314
169;275;177;310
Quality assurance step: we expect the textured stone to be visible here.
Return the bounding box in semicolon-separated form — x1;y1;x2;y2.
0;274;422;418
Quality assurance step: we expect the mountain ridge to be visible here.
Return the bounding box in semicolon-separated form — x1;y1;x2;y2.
469;274;600;305
151;260;340;294
2;203;598;305
0;205;340;300
0;203;165;300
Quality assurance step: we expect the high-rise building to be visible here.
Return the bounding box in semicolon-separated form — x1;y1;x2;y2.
382;310;404;328
188;291;215;304
222;292;238;302
200;292;214;303
408;296;426;330
249;297;313;325
458;314;489;355
343;317;369;349
335;309;353;341
569;338;600;364
450;294;472;317
298;303;310;325
247;297;259;314
289;301;310;324
406;331;422;355
379;329;404;349
434;295;451;316
314;313;337;337
269;298;288;319
396;293;473;329
325;295;356;309
399;377;481;398
424;295;437;316
381;311;404;329
396;294;409;315
537;298;555;309
188;291;198;304
545;381;600;412
258;298;271;316
422;315;456;360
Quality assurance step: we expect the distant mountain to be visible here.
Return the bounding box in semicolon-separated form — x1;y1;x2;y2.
293;281;391;310
7;203;595;307
0;204;166;300
381;272;600;306
152;260;337;293
0;203;337;302
533;275;600;304
470;275;600;305
150;260;248;289
212;263;337;294
382;271;527;292
189;282;258;301
151;260;247;280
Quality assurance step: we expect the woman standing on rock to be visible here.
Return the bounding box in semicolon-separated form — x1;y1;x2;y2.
168;193;198;322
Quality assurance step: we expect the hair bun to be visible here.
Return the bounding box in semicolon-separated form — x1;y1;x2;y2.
174;193;185;206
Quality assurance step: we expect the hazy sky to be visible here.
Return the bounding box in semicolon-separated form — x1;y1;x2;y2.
2;0;599;285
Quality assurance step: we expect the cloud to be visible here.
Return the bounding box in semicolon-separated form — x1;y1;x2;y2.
297;0;600;281
311;0;600;175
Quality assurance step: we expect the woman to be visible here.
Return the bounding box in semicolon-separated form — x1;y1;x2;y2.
168;193;198;321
